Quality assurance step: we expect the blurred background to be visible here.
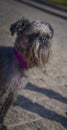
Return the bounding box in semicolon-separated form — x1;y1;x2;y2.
38;0;67;9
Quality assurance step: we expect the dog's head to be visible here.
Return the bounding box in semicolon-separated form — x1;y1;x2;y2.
10;18;54;68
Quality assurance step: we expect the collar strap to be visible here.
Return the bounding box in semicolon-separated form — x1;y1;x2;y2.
14;48;27;68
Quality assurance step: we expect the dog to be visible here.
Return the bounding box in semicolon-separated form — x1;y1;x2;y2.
0;18;54;129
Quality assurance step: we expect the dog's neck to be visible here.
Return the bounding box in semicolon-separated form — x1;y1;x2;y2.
14;48;27;68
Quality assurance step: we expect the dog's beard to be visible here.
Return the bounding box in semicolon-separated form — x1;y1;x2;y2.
28;39;51;68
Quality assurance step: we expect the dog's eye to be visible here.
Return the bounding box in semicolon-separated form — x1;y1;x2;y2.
29;33;39;41
31;33;39;38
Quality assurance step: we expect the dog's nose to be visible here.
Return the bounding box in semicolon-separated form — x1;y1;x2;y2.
39;35;49;47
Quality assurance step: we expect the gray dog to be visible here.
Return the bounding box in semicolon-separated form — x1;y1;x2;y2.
0;18;54;129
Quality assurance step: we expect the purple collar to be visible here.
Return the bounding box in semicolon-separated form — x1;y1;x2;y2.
14;48;27;68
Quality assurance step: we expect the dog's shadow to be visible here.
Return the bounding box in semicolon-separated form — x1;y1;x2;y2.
0;46;13;53
0;46;13;130
0;46;14;70
0;124;7;130
15;83;67;129
0;46;13;62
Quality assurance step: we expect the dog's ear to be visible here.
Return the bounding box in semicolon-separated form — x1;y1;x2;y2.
47;23;54;39
10;18;30;36
10;21;18;36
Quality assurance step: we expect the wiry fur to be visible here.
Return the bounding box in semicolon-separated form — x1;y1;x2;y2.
0;18;54;128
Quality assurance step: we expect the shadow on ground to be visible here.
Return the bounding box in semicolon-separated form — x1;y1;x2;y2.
0;46;13;67
15;83;67;129
25;83;67;104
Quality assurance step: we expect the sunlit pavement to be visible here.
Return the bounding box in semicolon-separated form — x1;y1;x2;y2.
0;0;67;130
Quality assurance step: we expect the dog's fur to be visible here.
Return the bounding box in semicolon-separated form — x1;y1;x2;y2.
0;18;54;128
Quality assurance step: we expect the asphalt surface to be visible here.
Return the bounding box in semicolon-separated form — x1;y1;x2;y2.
20;0;67;19
0;0;67;130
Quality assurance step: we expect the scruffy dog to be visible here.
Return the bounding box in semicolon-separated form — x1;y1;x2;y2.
0;18;54;129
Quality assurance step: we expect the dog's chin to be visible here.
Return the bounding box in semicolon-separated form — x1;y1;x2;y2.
35;49;50;68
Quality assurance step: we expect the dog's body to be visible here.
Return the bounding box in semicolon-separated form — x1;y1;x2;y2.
0;47;21;124
0;18;54;128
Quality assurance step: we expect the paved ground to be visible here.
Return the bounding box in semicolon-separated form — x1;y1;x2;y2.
0;0;67;130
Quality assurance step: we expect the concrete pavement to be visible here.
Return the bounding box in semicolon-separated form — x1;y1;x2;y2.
0;0;67;130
